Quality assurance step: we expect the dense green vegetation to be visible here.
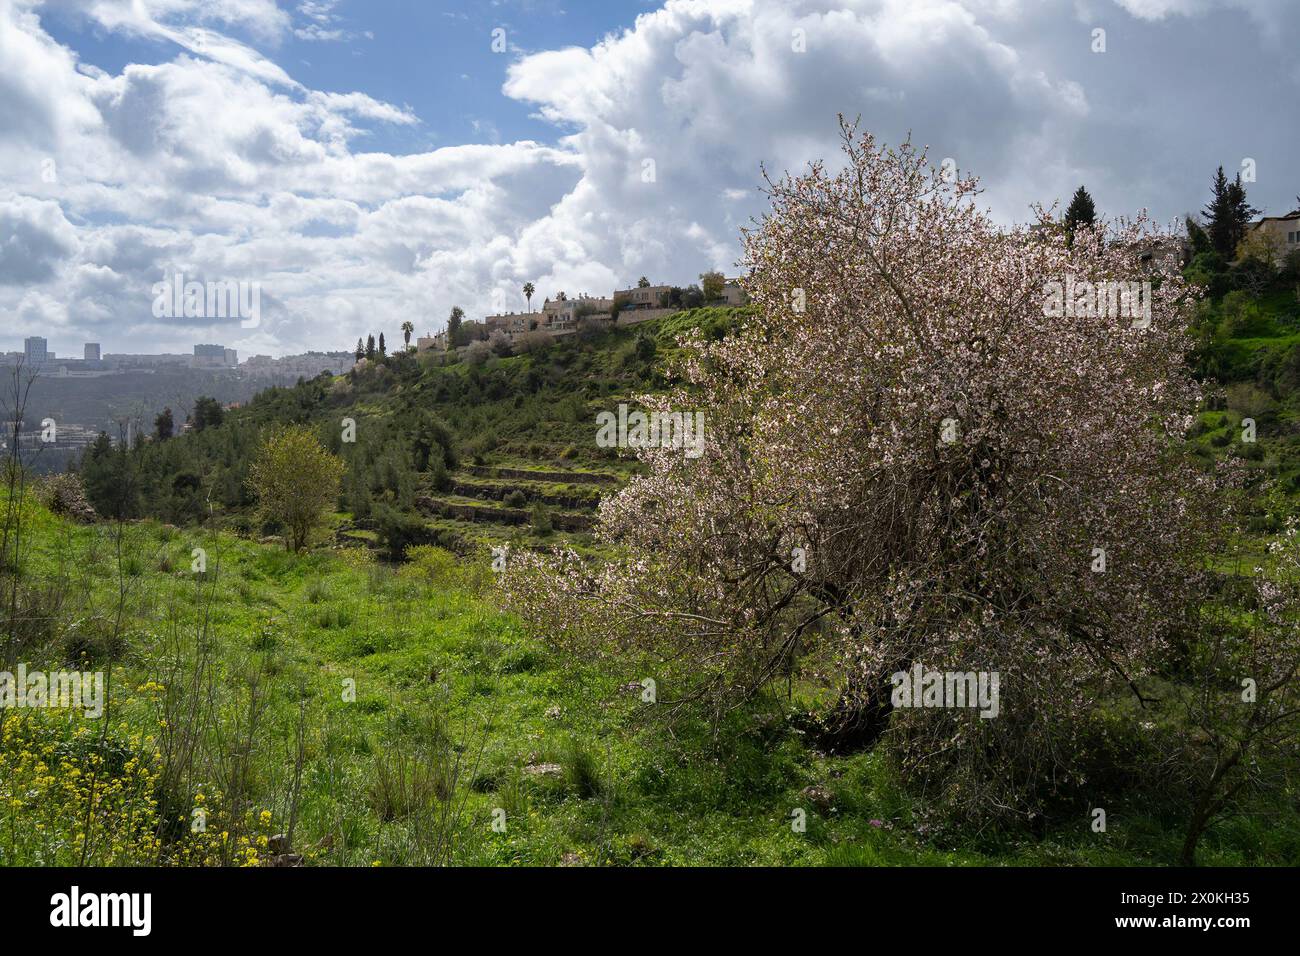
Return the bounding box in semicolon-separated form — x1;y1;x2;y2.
3;246;1298;867
4;495;1296;866
1185;225;1300;503
75;309;747;559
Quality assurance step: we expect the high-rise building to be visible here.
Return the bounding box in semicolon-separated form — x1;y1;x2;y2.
24;337;48;365
193;343;235;368
84;343;101;361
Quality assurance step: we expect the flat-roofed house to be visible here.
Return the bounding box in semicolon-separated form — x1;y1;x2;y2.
542;293;613;333
614;283;673;311
720;279;749;306
1249;210;1300;264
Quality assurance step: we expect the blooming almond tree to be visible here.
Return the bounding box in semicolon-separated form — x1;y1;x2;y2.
504;119;1224;820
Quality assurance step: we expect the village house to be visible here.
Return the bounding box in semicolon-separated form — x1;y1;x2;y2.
614;283;674;311
720;279;749;306
541;293;614;333
416;330;449;352
1248;211;1300;264
421;272;751;352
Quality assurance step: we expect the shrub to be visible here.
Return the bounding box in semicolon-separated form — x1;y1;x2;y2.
463;340;492;366
374;504;430;560
36;474;97;523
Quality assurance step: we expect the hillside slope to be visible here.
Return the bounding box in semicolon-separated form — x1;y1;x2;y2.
75;308;747;558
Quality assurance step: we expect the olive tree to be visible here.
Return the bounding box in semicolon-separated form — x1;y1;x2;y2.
247;425;344;553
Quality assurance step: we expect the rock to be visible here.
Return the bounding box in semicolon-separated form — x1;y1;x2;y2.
523;762;563;778
800;785;834;812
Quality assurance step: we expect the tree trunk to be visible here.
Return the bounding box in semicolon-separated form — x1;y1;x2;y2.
817;663;904;753
1180;810;1208;867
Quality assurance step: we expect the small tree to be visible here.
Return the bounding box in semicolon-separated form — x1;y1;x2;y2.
637;276;651;288
378;332;386;357
699;270;725;301
192;396;224;432
365;335;376;359
523;282;535;313
513;330;553;354
355;338;365;362
447;306;465;347
1063;185;1096;245
154;407;174;441
247;426;344;553
463;340;492;366
401;321;414;349
1175;521;1300;865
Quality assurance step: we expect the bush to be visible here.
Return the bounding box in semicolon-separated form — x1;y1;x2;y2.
374;504;431;561
400;545;461;589
530;503;553;535
1225;382;1275;420
37;474;97;523
463;340;492;366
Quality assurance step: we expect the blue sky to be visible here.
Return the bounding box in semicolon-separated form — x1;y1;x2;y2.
37;0;653;152
2;0;1298;358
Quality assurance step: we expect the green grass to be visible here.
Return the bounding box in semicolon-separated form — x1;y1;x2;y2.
3;495;1296;866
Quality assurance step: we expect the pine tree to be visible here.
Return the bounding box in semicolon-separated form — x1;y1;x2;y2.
355;338;365;362
154;407;174;441
1203;167;1231;259
1063;186;1096;245
1225;175;1259;260
192;396;224;432
378;332;386;356
1204;166;1259;260
365;334;376;359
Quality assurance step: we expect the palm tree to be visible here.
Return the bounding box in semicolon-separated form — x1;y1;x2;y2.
401;320;414;349
523;282;535;313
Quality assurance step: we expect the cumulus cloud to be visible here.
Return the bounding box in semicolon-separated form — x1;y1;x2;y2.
0;194;79;284
0;0;1295;357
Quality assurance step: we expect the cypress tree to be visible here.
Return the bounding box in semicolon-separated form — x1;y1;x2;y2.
1064;186;1096;245
1204;166;1258;260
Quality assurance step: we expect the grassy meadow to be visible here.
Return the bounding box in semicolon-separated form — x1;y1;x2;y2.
4;491;1297;867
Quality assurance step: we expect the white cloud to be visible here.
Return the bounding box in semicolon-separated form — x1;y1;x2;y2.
0;0;1296;358
0;194;79;284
